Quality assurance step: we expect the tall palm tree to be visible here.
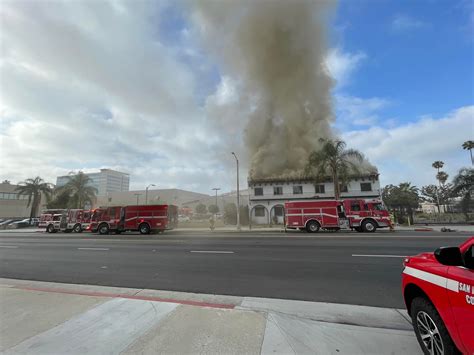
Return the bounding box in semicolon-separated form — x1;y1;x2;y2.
15;177;53;221
58;171;97;209
451;168;473;220
462;140;474;166
432;161;444;174
436;171;449;186
306;139;364;199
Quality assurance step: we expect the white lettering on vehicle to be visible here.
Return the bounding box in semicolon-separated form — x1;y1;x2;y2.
459;282;471;293
466;295;474;305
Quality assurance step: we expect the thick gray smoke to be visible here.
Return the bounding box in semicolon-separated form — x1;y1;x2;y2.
194;0;374;178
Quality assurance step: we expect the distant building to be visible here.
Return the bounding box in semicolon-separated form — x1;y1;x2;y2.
248;173;381;225
0;182;48;219
56;169;129;196
95;188;210;208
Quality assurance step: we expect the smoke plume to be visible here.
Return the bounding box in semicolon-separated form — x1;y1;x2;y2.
195;0;367;179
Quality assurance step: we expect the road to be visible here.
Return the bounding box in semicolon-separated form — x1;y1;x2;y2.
0;230;471;308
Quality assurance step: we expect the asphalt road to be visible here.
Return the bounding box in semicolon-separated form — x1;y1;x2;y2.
0;230;471;308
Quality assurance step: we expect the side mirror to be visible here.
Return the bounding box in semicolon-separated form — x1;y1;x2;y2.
463;245;474;270
434;247;464;266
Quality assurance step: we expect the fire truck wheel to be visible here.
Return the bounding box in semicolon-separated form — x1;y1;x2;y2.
46;224;55;233
354;227;363;232
98;223;109;235
139;223;151;235
306;221;320;233
362;220;377;233
73;224;82;233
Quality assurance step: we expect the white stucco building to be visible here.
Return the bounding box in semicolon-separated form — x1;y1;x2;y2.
248;173;381;225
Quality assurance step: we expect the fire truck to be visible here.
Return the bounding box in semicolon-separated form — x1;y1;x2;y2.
90;204;178;235
285;198;391;233
39;209;87;233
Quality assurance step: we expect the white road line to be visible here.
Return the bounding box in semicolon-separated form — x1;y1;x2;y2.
0;245;18;248
352;254;406;258
77;247;109;251
190;250;234;254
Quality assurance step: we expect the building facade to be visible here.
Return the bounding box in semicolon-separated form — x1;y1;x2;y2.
248;174;381;225
0;182;48;219
56;169;129;196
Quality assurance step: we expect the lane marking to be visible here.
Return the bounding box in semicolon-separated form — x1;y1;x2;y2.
77;247;109;251
190;250;234;254
352;254;406;258
0;245;18;248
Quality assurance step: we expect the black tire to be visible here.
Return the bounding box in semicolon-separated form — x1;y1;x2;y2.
47;224;55;233
354;227;363;233
361;219;377;233
73;224;82;233
139;223;151;235
115;230;122;235
98;224;109;235
306;220;320;233
411;297;458;355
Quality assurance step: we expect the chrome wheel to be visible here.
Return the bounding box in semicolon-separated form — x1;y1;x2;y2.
417;311;444;355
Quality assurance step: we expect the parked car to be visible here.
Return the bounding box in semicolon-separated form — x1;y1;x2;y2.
402;237;474;355
178;215;190;222
10;219;31;228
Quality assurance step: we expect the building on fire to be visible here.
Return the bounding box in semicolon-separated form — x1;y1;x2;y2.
248;173;381;225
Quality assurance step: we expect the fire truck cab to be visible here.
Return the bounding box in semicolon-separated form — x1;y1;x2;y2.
40;209;85;233
285;198;391;233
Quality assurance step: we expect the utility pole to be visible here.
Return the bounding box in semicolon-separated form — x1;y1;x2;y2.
134;193;141;206
231;152;241;231
212;188;221;214
145;184;156;205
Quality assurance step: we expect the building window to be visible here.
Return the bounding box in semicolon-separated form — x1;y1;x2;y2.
254;187;263;196
274;206;284;216
293;185;303;194
360;183;372;192
255;206;265;217
340;184;348;193
314;184;325;194
273;186;283;195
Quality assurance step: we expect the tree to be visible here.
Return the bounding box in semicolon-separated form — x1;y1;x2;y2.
2;180;10;184
57;171;97;209
432;161;444;173
382;183;420;224
46;189;71;209
462;140;474;166
451;168;474;220
421;184;452;207
436;171;449;186
224;203;237;225
306;139;364;199
195;203;207;214
15;177;53;220
208;204;219;214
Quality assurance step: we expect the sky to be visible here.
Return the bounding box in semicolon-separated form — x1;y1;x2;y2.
0;0;473;194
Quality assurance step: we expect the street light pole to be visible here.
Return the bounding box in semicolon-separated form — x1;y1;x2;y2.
231;152;241;231
145;184;156;205
212;188;221;214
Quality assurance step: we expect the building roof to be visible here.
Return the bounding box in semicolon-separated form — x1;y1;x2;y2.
248;172;379;185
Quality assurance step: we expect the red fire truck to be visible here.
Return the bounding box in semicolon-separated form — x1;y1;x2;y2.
285;198;391;233
91;204;178;235
39;209;87;233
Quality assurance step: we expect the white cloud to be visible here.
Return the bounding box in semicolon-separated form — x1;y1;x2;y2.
0;0;241;193
325;48;366;87
335;95;390;129
343;106;474;188
391;15;429;32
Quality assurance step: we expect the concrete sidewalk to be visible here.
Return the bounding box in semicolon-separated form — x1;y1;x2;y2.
0;278;421;354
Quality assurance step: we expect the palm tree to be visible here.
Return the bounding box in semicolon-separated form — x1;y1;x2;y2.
436;171;449;186
462;140;474;166
15;177;53;221
306;139;364;199
451;168;473;220
432;161;445;213
58;172;97;209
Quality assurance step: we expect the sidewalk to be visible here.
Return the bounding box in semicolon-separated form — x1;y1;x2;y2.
0;278;421;354
397;224;474;233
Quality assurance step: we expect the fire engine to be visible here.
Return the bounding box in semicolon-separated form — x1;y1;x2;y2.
284;198;391;232
90;204;178;235
39;209;87;233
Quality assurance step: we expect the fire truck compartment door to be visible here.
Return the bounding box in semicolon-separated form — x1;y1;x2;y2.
338;218;350;229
